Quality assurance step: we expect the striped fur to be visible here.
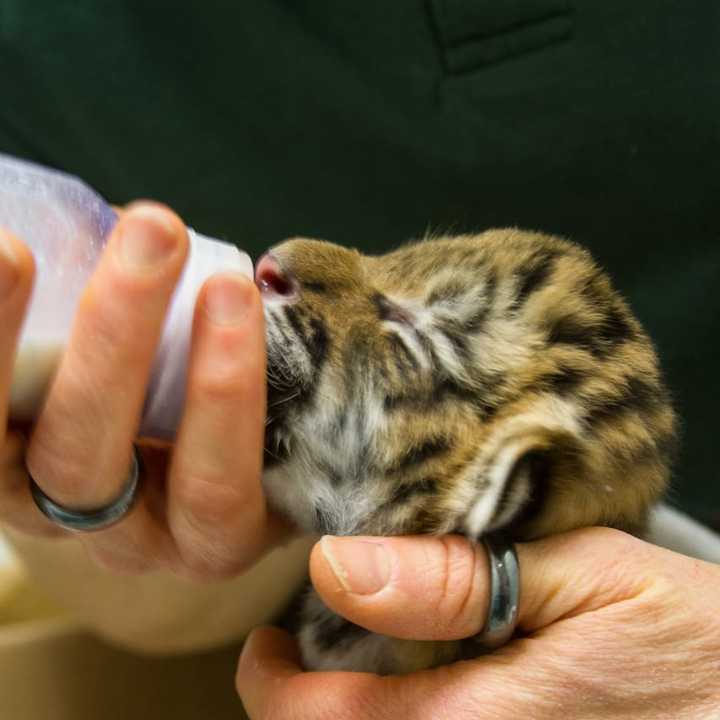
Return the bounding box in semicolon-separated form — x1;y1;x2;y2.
260;229;676;673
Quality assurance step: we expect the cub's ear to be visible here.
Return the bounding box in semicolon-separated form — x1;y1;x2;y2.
462;412;584;540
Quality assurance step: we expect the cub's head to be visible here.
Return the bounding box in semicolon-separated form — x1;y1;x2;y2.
257;230;675;541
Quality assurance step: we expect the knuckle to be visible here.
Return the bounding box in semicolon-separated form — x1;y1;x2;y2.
434;535;484;638
545;526;657;605
172;476;262;580
176;530;256;579
76;293;142;370
192;369;251;405
84;305;126;358
173;472;252;528
573;526;650;564
57;334;141;420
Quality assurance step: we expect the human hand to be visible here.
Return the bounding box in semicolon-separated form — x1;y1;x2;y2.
237;528;720;719
0;202;289;578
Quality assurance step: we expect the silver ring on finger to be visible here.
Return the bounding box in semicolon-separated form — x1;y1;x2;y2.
28;445;143;532
474;534;520;651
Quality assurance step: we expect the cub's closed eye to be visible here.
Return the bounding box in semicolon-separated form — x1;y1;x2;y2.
374;294;415;325
303;281;328;293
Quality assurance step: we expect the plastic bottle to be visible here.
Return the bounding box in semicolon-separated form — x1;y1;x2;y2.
0;152;253;440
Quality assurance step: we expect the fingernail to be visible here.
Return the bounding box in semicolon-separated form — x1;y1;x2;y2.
117;206;180;271
203;272;254;326
0;230;20;301
321;536;391;595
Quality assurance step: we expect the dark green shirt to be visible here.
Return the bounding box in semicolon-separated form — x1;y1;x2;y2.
1;2;718;525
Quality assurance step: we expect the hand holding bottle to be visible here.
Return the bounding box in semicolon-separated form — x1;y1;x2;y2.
0;202;290;577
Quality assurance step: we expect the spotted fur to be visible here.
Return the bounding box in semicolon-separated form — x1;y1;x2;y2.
260;229;676;674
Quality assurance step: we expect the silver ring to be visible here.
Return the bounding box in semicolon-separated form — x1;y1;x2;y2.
474;535;520;651
29;445;142;532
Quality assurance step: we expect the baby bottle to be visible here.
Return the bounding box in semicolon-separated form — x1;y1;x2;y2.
0;152;253;440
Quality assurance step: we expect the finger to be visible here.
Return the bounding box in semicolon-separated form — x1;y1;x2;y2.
236;627;307;720
237;627;388;720
238;626;304;686
0;228;35;429
0;229;62;535
25;203;188;511
236;622;597;720
166;273;289;578
0;431;64;537
310;528;653;641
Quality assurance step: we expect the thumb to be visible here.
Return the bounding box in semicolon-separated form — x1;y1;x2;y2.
310;527;655;641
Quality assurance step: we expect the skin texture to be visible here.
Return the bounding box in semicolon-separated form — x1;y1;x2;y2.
0;202;289;579
237;528;720;719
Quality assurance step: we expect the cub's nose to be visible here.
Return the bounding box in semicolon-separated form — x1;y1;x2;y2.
255;253;298;301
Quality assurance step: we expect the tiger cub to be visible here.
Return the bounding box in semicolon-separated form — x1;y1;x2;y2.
257;228;676;674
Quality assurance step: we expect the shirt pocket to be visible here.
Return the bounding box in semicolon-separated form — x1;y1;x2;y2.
428;0;574;74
